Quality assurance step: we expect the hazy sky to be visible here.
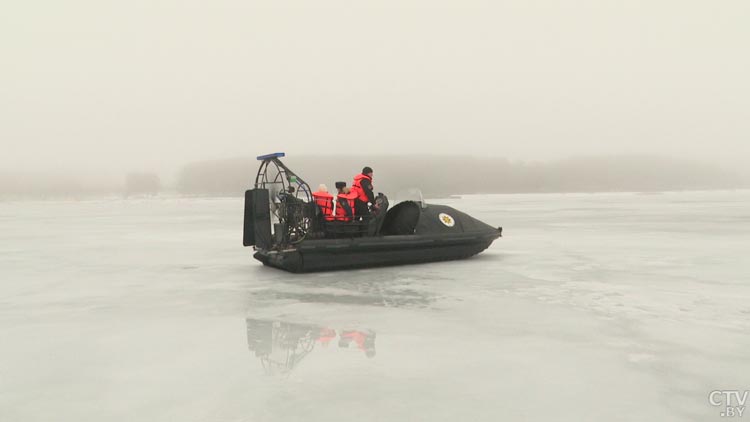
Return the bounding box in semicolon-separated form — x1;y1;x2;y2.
2;0;748;175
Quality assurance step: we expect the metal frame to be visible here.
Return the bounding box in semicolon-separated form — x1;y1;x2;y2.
254;157;312;202
254;156;313;246
258;322;317;375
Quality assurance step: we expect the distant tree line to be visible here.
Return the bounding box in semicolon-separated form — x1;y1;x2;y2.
0;171;118;199
1;155;744;199
174;155;745;197
0;171;160;199
125;173;161;197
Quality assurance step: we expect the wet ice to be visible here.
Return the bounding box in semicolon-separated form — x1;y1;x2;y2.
1;191;749;421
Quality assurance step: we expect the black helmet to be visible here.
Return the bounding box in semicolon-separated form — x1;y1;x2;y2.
362;166;373;174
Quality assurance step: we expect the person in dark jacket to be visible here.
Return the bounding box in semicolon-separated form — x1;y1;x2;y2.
351;166;376;217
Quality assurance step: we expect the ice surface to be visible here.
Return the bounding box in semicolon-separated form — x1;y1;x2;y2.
1;191;749;421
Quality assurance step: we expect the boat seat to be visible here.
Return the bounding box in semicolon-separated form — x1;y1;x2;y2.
380;201;420;235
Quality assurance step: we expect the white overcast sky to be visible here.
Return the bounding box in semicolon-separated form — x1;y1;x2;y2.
2;0;748;174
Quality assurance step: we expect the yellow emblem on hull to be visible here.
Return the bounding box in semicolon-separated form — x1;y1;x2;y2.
438;213;455;227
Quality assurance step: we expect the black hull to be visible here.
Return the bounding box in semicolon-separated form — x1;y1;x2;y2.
253;231;500;273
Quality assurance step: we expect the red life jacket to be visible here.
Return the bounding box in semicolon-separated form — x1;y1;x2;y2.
317;328;336;346
351;173;373;203
312;191;334;220
340;330;369;350
333;191;357;221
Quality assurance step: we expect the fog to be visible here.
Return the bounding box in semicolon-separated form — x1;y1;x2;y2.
3;4;750;419
2;0;749;180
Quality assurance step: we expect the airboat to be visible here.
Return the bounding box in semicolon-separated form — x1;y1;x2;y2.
243;153;502;272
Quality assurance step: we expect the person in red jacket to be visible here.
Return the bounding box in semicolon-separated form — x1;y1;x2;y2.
312;184;334;220
333;181;356;222
339;329;376;358
351;166;376;217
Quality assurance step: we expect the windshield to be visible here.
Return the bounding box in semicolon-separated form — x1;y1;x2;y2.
392;188;427;209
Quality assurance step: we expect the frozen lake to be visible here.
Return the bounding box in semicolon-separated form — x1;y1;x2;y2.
1;191;749;421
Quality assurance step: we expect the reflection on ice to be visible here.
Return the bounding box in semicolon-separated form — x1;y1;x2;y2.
246;319;376;375
250;287;433;308
249;267;439;308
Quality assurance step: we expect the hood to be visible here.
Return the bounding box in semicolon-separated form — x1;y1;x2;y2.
380;201;499;236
